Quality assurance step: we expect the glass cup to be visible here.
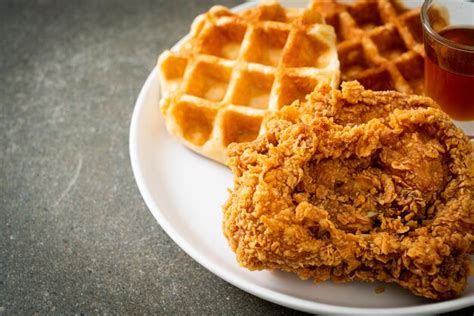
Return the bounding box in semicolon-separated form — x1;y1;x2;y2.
421;0;474;137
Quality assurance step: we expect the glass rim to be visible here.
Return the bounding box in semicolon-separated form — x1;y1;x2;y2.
421;0;474;53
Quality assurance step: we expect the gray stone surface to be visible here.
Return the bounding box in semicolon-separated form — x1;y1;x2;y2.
0;0;472;315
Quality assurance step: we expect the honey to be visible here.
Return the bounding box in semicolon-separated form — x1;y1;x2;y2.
424;27;474;121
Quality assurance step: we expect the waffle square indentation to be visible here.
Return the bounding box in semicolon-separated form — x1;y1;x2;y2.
222;110;262;146
172;101;217;146
339;42;372;80
197;22;247;60
370;26;408;60
357;67;396;91
160;54;187;80
231;70;274;109
348;1;384;30
243;27;289;67
278;74;319;109
402;12;424;43
283;31;331;68
396;53;424;94
183;61;231;102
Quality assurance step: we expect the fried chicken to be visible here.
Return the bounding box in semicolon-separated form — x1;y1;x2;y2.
223;81;474;300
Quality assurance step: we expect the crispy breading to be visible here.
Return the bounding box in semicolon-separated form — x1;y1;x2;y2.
223;81;474;300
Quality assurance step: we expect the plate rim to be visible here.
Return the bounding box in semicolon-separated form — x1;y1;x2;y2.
129;1;474;314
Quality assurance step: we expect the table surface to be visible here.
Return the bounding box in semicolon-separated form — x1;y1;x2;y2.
1;0;472;314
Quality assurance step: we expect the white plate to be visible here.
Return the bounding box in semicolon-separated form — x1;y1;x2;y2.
130;1;474;314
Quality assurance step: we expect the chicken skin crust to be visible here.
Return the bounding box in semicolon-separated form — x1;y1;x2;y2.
223;81;474;300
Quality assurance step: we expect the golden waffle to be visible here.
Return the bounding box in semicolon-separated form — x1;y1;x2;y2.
158;1;340;164
312;0;425;94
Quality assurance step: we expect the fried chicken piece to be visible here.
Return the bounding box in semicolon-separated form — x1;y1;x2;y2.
223;81;474;300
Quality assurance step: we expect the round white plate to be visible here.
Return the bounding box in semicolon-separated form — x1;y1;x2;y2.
130;1;474;314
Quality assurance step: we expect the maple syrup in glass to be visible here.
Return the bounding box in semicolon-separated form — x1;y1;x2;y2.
424;27;474;120
421;0;474;128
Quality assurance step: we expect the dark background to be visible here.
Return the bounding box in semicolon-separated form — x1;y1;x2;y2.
1;0;472;314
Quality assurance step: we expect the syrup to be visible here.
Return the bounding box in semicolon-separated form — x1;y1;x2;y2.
424;27;474;121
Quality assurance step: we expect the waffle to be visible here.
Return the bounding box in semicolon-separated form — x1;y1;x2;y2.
158;1;340;164
312;0;425;94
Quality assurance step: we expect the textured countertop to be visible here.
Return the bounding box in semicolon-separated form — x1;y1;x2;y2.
1;0;472;314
